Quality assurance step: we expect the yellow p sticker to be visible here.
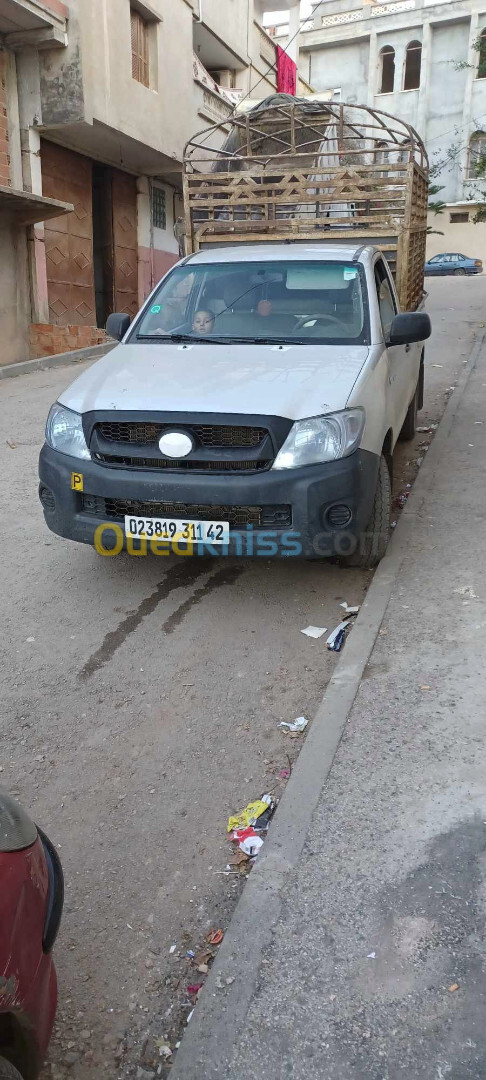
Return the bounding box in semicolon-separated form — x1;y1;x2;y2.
71;472;84;492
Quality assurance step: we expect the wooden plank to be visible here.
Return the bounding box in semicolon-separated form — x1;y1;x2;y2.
193;220;400;240
188;190;408;208
186;178;410;197
185;166;413;187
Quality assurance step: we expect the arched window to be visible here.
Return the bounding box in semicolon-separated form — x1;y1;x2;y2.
467;131;486;178
403;40;422;90
379;46;395;94
477;28;486;79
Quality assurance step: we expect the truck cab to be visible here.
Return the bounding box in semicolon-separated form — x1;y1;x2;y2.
39;241;430;566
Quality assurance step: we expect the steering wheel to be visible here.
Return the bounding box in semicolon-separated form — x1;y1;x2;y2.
292;313;346;333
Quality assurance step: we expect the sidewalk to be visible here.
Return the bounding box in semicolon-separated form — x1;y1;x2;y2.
173;332;486;1079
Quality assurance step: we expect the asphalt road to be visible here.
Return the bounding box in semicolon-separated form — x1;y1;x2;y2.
0;278;484;1080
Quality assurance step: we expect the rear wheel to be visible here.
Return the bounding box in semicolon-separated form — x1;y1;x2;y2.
454;267;466;276
0;1059;23;1080
341;454;391;568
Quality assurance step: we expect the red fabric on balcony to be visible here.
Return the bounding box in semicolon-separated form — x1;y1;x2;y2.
276;45;297;95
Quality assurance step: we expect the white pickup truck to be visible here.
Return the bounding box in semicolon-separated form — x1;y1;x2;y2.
39;242;430;566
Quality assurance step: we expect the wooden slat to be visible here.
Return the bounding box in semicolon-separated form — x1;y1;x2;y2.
193;219;400;238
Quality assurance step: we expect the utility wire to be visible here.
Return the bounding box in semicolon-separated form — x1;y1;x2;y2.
236;0;328;109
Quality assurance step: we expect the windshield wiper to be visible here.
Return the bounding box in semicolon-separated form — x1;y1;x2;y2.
135;333;230;344
135;333;313;345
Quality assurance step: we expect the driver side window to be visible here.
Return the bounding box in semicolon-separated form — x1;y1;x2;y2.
374;259;397;338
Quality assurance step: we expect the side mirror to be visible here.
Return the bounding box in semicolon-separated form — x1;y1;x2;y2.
389;312;431;346
106;313;131;341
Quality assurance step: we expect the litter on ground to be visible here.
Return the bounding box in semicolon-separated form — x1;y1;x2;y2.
301;625;327;639
340;602;360;615
227;798;272;833
327;621;351;651
278;716;309;733
240;834;264;857
207;929;224;946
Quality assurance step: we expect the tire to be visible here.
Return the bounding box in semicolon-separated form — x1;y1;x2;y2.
454;268;466;276
0;1059;23;1080
398;376;419;441
341;454;391;568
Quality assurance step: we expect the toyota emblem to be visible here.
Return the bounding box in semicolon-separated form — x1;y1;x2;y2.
159;431;193;458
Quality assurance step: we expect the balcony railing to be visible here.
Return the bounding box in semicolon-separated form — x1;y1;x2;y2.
193;53;242;125
255;20;278;66
320;0;415;28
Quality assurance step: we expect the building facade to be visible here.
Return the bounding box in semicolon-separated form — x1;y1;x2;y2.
287;0;486;260
1;0;308;366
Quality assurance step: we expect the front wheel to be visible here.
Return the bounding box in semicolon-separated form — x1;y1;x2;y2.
340;454;391;569
0;1058;23;1080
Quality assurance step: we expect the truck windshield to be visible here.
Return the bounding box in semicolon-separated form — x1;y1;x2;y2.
131;261;369;345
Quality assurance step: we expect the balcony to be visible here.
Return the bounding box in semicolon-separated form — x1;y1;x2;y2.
193;53;241;127
0;0;67;48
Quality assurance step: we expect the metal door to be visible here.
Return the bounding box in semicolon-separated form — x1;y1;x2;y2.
41;141;96;326
111;170;138;318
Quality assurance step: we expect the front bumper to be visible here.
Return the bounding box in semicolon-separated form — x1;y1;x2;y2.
39;445;380;559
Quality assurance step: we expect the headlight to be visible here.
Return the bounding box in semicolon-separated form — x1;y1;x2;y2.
272;409;365;470
0;789;38;852
45;403;90;460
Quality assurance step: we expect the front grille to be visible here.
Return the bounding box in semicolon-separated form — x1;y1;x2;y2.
96;422;266;448
82;495;292;529
96;422;161;445
93;454;269;472
193;426;265;448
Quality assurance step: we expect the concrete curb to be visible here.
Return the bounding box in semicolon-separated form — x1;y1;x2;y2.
0;341;115;380
171;329;486;1079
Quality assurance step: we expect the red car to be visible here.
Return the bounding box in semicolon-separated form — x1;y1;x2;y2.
0;792;63;1080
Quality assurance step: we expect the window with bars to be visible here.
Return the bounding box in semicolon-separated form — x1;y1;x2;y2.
131;8;149;87
152;186;166;230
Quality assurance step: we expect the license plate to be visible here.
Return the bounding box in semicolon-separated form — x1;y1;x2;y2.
124;515;230;545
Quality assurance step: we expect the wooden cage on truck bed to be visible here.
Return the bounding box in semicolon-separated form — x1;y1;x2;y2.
183;97;429;312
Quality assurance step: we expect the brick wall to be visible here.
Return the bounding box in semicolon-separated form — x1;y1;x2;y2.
0;52;10;187
29;324;108;359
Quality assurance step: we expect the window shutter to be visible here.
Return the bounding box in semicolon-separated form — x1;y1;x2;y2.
131;10;139;81
131;9;149;87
